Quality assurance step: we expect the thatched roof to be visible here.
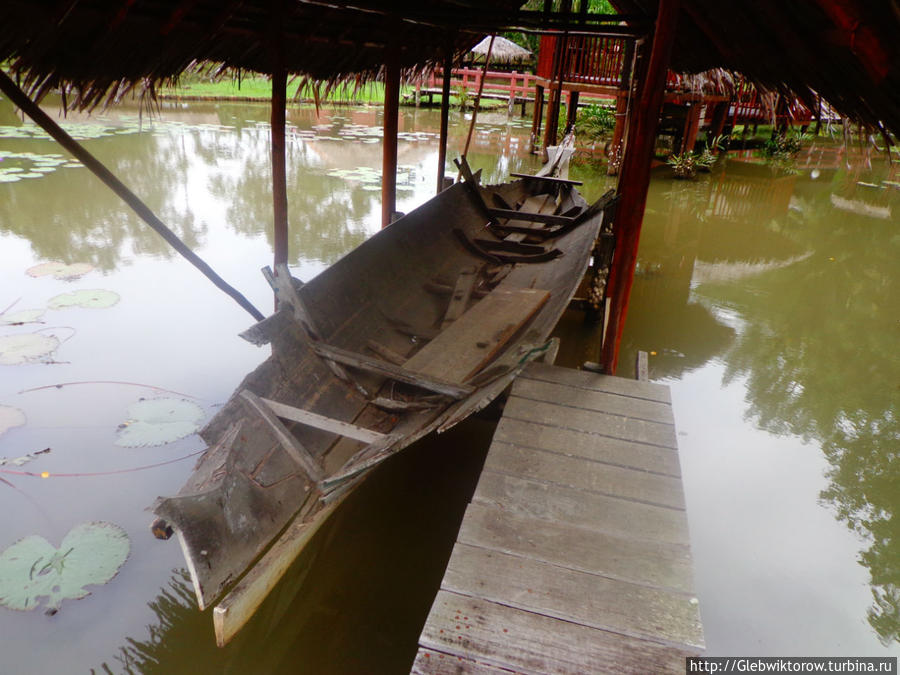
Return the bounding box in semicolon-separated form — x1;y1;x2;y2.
0;0;525;109
470;36;532;64
613;0;900;136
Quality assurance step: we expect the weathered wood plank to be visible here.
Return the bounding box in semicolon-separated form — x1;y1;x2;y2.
419;591;695;674
512;376;673;424
213;497;342;647
443;543;704;649
404;288;550;383
310;343;473;399
493;416;681;477
239;390;324;482
441;266;478;328
510;172;583;186
503;396;678;449
484;441;685;509
366;339;408;366
411;647;513;675
636;350;650;381
457;501;693;592
473;471;689;545
522;361;671;403
259;397;386;444
488;207;575;226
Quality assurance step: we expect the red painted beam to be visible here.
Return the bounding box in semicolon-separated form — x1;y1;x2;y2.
601;0;681;375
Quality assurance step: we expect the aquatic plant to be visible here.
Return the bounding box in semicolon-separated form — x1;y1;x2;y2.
0;522;130;612
667;152;698;179
115;397;205;447
0;332;60;365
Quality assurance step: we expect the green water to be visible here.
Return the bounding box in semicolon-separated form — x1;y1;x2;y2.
0;97;897;672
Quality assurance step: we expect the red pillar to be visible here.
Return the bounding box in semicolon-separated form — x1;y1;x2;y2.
381;46;401;229
601;0;681;374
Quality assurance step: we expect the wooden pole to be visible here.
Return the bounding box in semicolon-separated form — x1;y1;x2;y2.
462;34;495;160
271;46;289;267
436;48;453;194
0;69;264;322
544;0;572;150
382;44;401;229
600;0;680;375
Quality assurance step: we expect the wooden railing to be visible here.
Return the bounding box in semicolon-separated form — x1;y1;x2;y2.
537;35;627;86
424;68;539;101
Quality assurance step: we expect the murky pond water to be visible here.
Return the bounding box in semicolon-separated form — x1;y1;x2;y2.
0;96;897;672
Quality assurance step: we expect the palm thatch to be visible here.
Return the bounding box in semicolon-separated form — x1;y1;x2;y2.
612;0;900;137
0;0;524;110
470;36;533;64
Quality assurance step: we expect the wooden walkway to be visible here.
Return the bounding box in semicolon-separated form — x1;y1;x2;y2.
412;362;704;674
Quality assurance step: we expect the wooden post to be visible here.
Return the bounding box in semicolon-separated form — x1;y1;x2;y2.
0;69;264;322
462;34;494;160
681;101;702;154
271;49;288;267
382;44;401;229
565;90;580;130
709;100;729;141
437;49;453;194
544;0;572;150
601;0;681;375
608;38;636;176
530;84;545;153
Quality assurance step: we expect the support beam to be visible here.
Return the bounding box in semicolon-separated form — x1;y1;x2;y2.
0;70;264;322
271;50;289;267
530;84;545;153
436;47;453;194
382;43;401;229
601;0;680;375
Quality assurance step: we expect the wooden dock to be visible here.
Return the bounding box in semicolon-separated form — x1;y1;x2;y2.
412;362;704;674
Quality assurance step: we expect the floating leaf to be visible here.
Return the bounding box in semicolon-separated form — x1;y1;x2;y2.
0;405;26;437
47;289;119;310
115;398;205;447
26;262;94;280
0;522;129;611
0;333;59;365
0;309;45;325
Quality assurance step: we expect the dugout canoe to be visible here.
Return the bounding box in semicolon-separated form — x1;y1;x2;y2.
151;157;617;646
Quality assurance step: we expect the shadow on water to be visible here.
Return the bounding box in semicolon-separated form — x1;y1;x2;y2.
96;417;496;674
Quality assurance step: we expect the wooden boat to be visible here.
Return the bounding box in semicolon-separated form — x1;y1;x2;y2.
151;155;616;646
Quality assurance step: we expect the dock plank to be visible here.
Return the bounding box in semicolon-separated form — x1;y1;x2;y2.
473;470;689;545
512;376;674;424
458;501;695;592
418;590;694;675
522;361;671;403
484;440;686;509
411;648;513;675
414;364;703;674
493;416;681;477
503;395;678;449
443;543;704;649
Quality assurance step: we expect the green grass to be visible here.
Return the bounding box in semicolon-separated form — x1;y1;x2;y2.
162;75;409;103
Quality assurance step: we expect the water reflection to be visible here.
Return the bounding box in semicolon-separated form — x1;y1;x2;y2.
626;156;900;647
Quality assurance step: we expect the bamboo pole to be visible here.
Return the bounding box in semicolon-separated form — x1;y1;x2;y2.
601;0;680;374
381;44;401;229
436;47;453;194
461;34;495;160
0;69;264;322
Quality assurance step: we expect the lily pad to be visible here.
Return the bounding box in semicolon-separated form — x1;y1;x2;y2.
0;405;26;437
0;333;60;365
0;309;45;325
0;522;130;611
115;398;205;447
27;262;94;280
47;289;119;310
